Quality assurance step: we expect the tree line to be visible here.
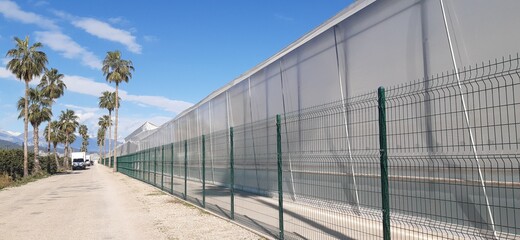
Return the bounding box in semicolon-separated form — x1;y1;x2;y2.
5;36;133;176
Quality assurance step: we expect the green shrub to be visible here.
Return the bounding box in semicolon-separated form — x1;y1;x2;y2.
39;155;58;174
0;149;58;180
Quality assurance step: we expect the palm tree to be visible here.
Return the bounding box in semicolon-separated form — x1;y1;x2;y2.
38;68;66;153
103;50;134;171
97;127;105;165
98;91;118;162
45;120;63;168
58;109;79;169
79;124;89;152
6;36;48;177
98;115;111;164
17;88;52;173
64;132;76;165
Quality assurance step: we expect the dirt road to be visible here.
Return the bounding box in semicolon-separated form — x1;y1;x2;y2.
0;163;262;240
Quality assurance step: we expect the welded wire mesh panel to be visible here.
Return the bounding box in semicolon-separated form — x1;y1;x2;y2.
143;149;150;184
113;53;520;240
233;118;280;238
163;143;174;194
204;129;232;219
172;141;184;198
137;150;144;182
151;147;158;187
186;137;203;206
281;92;382;239
157;146;165;190
385;56;520;239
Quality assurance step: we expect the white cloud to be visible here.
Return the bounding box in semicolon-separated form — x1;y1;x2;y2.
0;67;15;80
67;105;98;123
50;9;73;20
117;115;170;141
61;103;103;137
0;0;58;30
121;94;192;114
33;1;49;7
0;3;102;71
35;31;102;69
108;16;127;25
62;74;114;96
62;103;170;141
72;18;142;54
143;35;158;43
2;69;188;115
0;64;42;84
61;74;192;114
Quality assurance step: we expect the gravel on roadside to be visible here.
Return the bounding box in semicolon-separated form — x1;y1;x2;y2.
112;170;267;240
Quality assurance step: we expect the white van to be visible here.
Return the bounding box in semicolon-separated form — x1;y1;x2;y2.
71;152;86;170
85;155;91;166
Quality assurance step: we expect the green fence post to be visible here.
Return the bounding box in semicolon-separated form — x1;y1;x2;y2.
154;147;157;186
202;135;206;208
378;87;391;240
161;145;165;190
129;154;131;176
171;143;174;194
184;140;188;200
230;128;235;220
276;114;284;240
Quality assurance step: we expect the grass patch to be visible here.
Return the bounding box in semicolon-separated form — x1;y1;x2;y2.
181;201;197;209
166;198;180;204
0;171;50;190
145;190;166;196
0;173;10;189
165;197;197;210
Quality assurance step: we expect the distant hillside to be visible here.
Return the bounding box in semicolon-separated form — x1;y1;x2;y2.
0;128;122;154
0;139;22;149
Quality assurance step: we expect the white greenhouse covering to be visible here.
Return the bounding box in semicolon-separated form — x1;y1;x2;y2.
117;0;520;154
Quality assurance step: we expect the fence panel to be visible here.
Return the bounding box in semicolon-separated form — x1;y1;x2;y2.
384;56;520;239
112;55;520;240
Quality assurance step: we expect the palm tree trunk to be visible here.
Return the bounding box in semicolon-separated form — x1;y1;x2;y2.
98;143;102;165
108;112;112;166
47;106;52;153
23;81;29;177
63;135;69;169
102;141;105;165
114;84;119;172
47;124;51;155
33;125;41;173
53;143;59;170
103;143;107;165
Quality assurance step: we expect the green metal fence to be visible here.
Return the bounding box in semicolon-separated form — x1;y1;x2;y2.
116;55;520;239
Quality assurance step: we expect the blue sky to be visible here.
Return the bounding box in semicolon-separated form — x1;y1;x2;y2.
0;0;352;139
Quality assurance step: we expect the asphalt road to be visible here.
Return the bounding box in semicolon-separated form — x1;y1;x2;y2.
0;163;260;240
